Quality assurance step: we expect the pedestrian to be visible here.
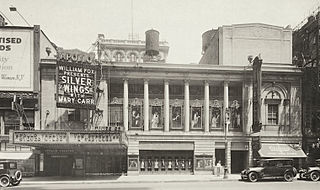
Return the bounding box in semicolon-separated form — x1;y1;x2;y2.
216;160;221;176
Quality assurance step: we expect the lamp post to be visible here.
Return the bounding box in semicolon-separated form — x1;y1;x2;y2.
224;108;230;179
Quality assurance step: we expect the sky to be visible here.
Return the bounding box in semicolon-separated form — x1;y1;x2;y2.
1;0;320;64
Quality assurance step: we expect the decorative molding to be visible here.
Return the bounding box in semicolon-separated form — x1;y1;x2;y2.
171;99;183;107
130;98;143;106
110;97;123;104
230;100;240;109
191;99;203;107
150;98;163;106
211;100;221;108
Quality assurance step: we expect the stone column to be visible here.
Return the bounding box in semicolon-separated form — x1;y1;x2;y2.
248;141;253;167
226;141;231;173
98;80;108;127
184;80;190;132
204;81;210;132
246;83;253;135
164;80;170;132
223;81;229;133
144;79;149;131
123;79;129;131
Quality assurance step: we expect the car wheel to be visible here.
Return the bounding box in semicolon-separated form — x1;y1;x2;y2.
284;172;294;182
11;180;21;186
248;172;258;182
0;176;10;187
299;172;306;179
310;171;320;182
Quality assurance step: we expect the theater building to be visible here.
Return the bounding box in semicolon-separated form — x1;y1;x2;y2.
91;24;304;175
9;23;306;176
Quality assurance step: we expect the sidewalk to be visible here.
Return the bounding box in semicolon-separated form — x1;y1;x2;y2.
22;174;240;185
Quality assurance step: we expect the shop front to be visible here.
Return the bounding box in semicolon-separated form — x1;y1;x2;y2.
9;130;128;176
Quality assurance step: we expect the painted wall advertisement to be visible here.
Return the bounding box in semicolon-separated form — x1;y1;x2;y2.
0;29;33;91
56;50;96;109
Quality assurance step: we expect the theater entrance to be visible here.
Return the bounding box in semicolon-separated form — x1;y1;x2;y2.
139;150;193;174
44;155;73;176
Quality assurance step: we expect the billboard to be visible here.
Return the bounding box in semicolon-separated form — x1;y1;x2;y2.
56;50;96;109
0;29;33;91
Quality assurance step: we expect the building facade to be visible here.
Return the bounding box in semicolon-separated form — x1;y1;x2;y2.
293;13;320;161
7;23;305;176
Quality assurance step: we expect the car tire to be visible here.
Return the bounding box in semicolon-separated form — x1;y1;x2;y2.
248;172;258;182
310;171;320;182
299;172;306;179
0;176;10;187
284;172;294;182
11;180;21;186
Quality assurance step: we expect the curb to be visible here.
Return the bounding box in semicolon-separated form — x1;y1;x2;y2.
21;178;240;185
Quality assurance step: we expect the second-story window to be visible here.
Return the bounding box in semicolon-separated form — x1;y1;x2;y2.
267;104;278;125
116;53;122;62
130;53;137;62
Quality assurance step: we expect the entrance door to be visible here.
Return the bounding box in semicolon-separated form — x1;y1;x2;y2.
231;151;247;174
45;156;73;176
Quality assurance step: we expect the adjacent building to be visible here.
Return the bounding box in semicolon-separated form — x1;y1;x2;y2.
293;13;320;162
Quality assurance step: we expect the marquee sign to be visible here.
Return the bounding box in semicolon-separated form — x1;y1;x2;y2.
56;49;96;109
0;29;33;91
11;131;124;145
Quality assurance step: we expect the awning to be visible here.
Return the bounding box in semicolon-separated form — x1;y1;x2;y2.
258;144;306;158
140;142;194;151
0;152;33;160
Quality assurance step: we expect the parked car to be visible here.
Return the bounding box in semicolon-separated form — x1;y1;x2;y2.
241;158;297;182
298;159;320;181
0;161;22;187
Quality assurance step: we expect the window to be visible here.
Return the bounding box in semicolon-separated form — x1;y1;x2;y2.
268;104;278;125
130;53;137;62
116;53;122;62
68;109;80;121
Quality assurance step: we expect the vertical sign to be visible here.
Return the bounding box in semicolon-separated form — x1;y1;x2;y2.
56;50;96;109
252;56;262;133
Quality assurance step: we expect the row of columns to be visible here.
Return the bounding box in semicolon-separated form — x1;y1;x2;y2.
122;80;232;132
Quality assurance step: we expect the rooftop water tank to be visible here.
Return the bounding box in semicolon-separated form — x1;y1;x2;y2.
145;29;160;56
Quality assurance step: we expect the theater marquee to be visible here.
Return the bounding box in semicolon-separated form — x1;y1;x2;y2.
56;50;96;109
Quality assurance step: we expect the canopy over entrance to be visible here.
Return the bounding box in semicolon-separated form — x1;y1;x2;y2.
0;151;33;160
259;144;306;158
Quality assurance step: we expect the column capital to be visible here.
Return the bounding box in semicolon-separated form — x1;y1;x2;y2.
204;80;209;85
164;79;170;83
224;81;230;85
144;79;149;83
184;79;190;85
122;78;129;82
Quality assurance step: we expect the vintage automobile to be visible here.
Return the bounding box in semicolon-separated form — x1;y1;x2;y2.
298;159;320;181
0;161;22;187
241;158;297;182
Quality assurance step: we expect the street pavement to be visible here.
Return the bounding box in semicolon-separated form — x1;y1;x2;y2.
8;179;320;190
21;174;240;185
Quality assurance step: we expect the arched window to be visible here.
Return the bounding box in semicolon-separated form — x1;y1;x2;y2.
116;53;122;62
130;53;137;62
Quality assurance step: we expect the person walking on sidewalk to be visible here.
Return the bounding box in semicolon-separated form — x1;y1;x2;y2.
216;160;221;176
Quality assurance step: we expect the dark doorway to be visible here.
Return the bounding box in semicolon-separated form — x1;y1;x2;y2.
231;151;247;174
215;149;225;166
45;155;73;176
